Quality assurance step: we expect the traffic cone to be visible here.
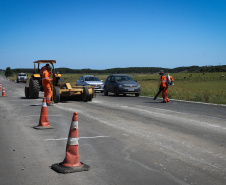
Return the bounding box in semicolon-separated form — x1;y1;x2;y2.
2;86;6;97
34;98;54;129
51;112;90;173
0;83;2;91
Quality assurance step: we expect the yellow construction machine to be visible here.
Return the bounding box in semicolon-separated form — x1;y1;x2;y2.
25;60;95;102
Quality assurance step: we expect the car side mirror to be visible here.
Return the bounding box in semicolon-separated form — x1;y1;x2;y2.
101;80;103;82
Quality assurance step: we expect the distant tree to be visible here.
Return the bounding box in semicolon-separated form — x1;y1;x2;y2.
5;67;13;77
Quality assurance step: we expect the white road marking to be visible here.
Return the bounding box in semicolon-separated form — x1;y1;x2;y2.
44;136;109;141
20;115;63;117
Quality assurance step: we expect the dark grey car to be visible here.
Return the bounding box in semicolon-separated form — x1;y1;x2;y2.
104;74;141;96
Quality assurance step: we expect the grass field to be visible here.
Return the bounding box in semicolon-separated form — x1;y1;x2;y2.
3;72;226;104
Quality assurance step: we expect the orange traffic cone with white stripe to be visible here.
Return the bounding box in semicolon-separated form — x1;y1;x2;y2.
34;98;54;129
51;112;90;173
2;86;6;97
0;83;2;91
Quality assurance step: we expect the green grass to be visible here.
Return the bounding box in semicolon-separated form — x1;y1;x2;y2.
4;72;226;104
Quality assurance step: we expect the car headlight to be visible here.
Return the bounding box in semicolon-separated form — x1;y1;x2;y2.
118;84;123;88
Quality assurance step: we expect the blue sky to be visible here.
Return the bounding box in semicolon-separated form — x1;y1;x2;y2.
0;0;226;70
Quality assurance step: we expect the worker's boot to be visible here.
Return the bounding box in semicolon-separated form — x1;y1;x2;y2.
47;102;54;106
163;99;167;103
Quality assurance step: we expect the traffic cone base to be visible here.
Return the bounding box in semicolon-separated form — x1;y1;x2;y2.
34;125;54;129
51;162;90;174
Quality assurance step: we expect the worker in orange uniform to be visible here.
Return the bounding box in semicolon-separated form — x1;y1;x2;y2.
42;65;53;106
159;70;169;103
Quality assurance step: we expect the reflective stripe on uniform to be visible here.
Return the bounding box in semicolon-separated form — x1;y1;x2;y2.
67;137;79;145
42;77;51;80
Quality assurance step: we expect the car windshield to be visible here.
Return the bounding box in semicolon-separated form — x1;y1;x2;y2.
18;74;26;76
85;77;100;81
115;76;134;82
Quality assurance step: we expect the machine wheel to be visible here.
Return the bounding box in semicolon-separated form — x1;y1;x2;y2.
29;78;39;99
104;88;108;96
82;86;89;102
88;95;93;101
25;87;30;98
53;87;60;103
88;88;95;101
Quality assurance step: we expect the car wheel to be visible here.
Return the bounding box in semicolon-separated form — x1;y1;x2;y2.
114;88;119;97
104;88;108;96
135;93;140;97
123;93;126;96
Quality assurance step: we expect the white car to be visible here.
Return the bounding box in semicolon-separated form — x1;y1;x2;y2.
76;75;104;93
17;73;27;83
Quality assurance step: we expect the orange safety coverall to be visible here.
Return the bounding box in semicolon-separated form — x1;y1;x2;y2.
40;66;46;75
42;69;52;104
160;75;169;103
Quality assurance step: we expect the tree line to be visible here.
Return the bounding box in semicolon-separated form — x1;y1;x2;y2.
3;65;226;77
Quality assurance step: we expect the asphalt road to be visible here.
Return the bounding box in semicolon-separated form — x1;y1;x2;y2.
0;75;226;185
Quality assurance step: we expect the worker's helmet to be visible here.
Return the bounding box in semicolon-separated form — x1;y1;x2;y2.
159;70;164;76
46;64;52;70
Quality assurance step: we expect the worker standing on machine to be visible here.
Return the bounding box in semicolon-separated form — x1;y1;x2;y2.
42;65;53;106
